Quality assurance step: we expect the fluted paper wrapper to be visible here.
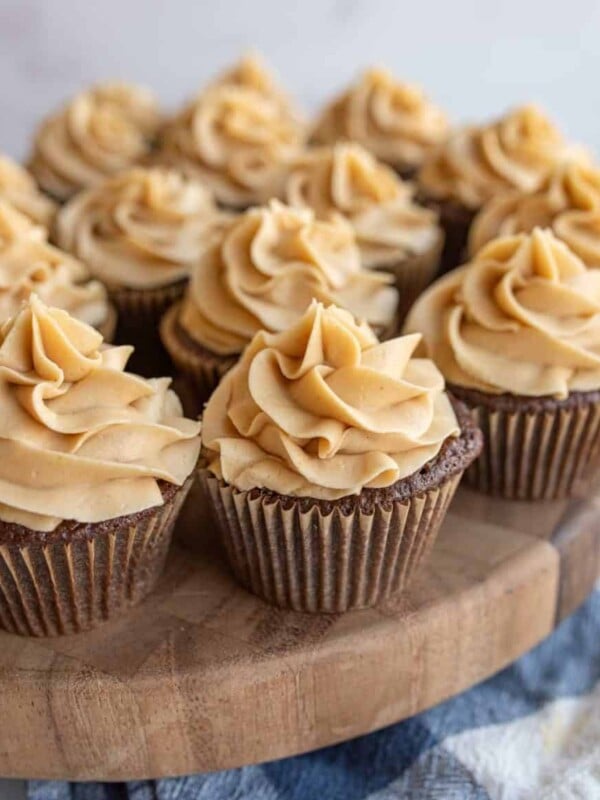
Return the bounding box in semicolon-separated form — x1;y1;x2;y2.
417;194;475;275
459;400;600;500
0;477;193;637
200;470;462;613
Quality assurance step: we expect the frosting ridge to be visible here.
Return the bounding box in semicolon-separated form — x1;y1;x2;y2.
0;155;56;228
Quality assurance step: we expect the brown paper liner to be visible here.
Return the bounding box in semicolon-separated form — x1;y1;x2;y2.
200;470;462;613
0;476;193;637
450;386;600;500
417;194;475;275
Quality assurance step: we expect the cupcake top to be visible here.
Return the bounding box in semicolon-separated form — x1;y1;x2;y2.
404;228;600;399
0;155;57;229
0;201;47;250
177;200;398;355
0;238;110;330
29;81;161;201
202;301;459;499
0;295;200;531
469;161;600;263
158;84;305;208
283;142;442;267
55;167;227;290
418;105;587;210
311;68;449;173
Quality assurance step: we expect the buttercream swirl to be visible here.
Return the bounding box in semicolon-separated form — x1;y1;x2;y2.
469;161;600;265
178;200;398;355
202;301;459;499
0;295;200;531
404;228;600;398
311;68;449;172
418;105;587;210
283;143;442;267
0;201;46;250
29;82;161;201
0;155;56;228
158;84;304;208
55;167;227;289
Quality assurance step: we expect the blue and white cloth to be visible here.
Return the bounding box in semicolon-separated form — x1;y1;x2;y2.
29;584;600;800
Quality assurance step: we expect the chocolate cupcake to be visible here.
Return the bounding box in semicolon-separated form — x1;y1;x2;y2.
283;142;443;316
405;228;600;499
28;81;161;203
311;67;449;178
417;105;588;273
0;295;200;636
469;160;600;262
160;200;398;412
200;301;481;612
0;154;57;230
55;167;228;374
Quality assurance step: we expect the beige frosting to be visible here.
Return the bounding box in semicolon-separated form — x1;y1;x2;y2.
55;167;227;290
0;239;110;329
159;84;304;208
469;161;600;265
0;155;56;228
202;301;458;499
0;295;200;531
311;68;449;171
178;200;398;355
419;105;588;210
0;201;47;250
29;82;161;201
283;143;441;267
404;228;600;398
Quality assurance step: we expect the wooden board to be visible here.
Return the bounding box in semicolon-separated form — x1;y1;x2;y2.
0;479;599;782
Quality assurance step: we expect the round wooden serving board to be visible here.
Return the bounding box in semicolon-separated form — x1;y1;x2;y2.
0;479;599;781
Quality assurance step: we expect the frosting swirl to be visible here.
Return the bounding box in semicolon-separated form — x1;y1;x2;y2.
469;161;600;264
0;295;200;531
404;228;600;398
283;143;442;267
0;155;56;228
158;84;304;208
419;105;587;209
29;82;161;201
178;200;398;355
202;301;459;499
311;68;449;172
55;167;227;289
0;201;47;250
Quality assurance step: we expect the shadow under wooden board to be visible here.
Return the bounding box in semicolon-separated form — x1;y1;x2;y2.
0;478;599;782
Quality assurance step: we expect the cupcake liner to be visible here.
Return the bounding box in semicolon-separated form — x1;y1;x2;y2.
200;469;462;613
0;477;193;637
451;388;600;500
417;195;475;275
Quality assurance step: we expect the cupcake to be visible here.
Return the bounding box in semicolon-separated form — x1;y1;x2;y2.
29;81;161;202
311;67;449;178
283;142;443;313
0;154;57;229
469;160;600;262
0;200;47;249
157;83;305;209
0;295;200;636
160;200;399;410
404;228;600;499
0;237;116;340
200;301;481;612
55;166;227;374
417;105;588;273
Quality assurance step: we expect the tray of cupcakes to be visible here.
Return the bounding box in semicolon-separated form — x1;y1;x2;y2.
0;53;599;781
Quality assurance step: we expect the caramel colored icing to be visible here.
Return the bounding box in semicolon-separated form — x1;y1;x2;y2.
404;228;600;398
469;161;600;265
311;68;449;171
29;82;161;201
202;301;458;499
0;295;200;531
0;155;57;228
0;201;47;250
419;105;587;210
284;143;441;267
178;200;398;355
158;84;304;208
55;167;227;290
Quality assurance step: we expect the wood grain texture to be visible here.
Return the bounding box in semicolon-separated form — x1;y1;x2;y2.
0;478;598;781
